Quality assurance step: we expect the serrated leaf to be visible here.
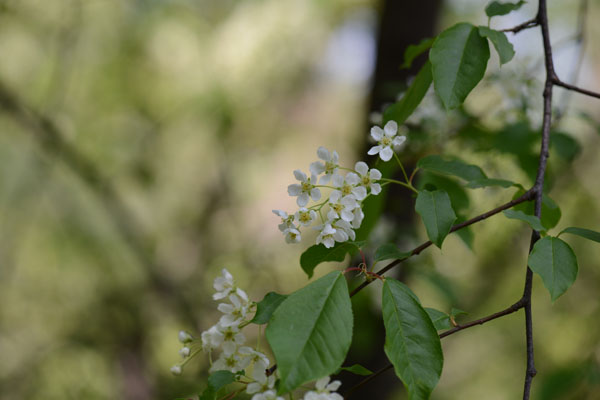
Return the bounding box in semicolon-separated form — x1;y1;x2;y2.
415;190;457;248
251;292;288;325
425;307;452;330
478;26;515;65
466;178;517;188
300;241;365;278
559;227;600;243
266;271;353;394
430;23;490;110
485;0;526;17
374;243;411;262
340;364;373;376
503;209;547;232
199;370;236;400
417;155;487;182
382;279;443;399
401;37;435;69
528;237;578;301
384;60;433;125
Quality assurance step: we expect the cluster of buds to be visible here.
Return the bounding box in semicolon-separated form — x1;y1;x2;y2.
275;121;407;248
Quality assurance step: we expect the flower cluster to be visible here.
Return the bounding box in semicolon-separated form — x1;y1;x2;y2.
275;122;407;248
303;376;343;400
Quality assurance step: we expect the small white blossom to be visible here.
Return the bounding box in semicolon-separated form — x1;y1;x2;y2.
327;191;358;222
179;346;191;358
178;330;193;344
218;293;251;327
332;218;356;242
252;390;284;400
303;377;343;400
246;363;276;395
367;120;406;162
310;147;340;184
170;365;182;376
213;268;235;300
295;208;317;227
272;209;296;232
210;345;246;373
331;173;367;201
351;207;364;229
283;227;302;244
315;223;337;248
238;348;270;369
201;325;223;351
287;170;321;207
354;161;382;195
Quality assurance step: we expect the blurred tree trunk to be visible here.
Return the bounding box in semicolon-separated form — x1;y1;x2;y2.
343;1;442;399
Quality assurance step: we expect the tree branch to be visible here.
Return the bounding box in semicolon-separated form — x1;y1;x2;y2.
349;189;535;297
501;17;539;34
552;78;600;100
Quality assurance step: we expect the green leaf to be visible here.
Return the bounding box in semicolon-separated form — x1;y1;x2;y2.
382;279;443;399
559;227;600;243
199;370;236;400
300;241;365;278
528;237;578;301
550;132;581;162
503;209;547;232
384;60;433;125
401;37;435;69
513;192;562;230
340;364;373;376
374;243;411;262
415;190;457;248
251;292;288;325
466;177;517;189
417;172;470;212
477;26;515;65
485;0;526;17
425;307;451;330
417;154;487;182
266;271;353;394
430;23;490;110
450;307;467;318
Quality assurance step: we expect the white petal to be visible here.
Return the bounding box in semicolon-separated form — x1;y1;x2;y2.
345;172;360;185
319;174;331;184
352;186;367;200
315;377;330;391
370;126;383;141
297;193;309;207
392;135;407;146
331;151;339;163
327;380;342;392
379;146;393;162
293;169;307;182
326;209;337;220
354;161;368;176
384;120;398;136
287;184;302;196
331;174;344;187
310;187;321;201
367;145;382;155
329;190;342;203
324;237;335;248
272;209;287;218
369;168;382;180
341;210;354;222
322;224;336;235
370;183;382;195
317;146;330;161
341;195;358;208
310;161;325;176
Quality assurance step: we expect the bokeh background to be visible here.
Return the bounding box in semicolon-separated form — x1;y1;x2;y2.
1;0;599;399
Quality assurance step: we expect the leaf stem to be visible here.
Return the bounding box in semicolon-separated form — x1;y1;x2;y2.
393;151;410;183
380;178;418;194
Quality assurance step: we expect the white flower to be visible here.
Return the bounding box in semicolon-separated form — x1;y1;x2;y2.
272;209;296;232
310;147;340;184
327;191;358;222
331;173;367;201
218;293;251;327
170;365;182;375
287;170;321;207
238;348;270;369
367;120;406;162
213;268;235;300
178;330;192;344
295;208;317;227
332;218;356;242
220;324;246;349
246;363;276;395
351;207;364;229
315;223;337;248
354;161;382;195
210;345;246;373
283;227;301;244
252;390;284;400
201;325;223;351
303;377;343;400
179;346;191;358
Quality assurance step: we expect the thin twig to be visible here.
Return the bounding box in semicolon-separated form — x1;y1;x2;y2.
349;189;535;297
501;17;539;33
552;78;600;100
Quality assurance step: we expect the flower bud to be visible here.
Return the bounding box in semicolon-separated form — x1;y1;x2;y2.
178;330;192;343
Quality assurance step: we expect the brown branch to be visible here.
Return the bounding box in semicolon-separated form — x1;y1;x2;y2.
501;17;539;33
552;78;600;100
349;189;535;297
